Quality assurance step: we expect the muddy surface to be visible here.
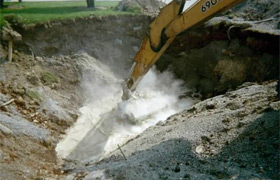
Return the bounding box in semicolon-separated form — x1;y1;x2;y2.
0;0;279;179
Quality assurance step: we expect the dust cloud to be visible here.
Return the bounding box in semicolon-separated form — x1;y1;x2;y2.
56;53;196;164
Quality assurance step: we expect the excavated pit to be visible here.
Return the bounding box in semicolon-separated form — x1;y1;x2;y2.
1;12;279;179
10;15;280;159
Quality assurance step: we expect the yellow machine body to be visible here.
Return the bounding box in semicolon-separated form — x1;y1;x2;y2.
125;0;245;91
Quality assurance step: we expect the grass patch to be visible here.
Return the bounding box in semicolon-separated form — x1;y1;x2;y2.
26;89;43;103
0;1;134;27
40;71;59;85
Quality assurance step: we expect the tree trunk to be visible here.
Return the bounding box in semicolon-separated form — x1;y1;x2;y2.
86;0;95;8
0;0;5;8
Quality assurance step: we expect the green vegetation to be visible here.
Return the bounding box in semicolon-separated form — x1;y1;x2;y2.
26;89;43;103
118;2;142;13
123;4;141;13
40;71;59;86
0;1;133;27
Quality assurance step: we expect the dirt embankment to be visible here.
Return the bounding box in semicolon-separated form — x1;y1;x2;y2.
157;22;279;98
9;15;151;78
7;12;279;99
0;15;151;179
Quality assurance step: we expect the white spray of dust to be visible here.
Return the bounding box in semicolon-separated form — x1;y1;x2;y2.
56;53;196;164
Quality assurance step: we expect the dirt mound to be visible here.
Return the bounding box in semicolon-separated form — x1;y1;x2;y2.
65;82;279;180
231;0;280;29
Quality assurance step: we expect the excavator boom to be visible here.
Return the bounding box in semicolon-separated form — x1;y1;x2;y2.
124;0;245;93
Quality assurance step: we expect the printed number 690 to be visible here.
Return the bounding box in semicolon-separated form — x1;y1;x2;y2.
201;0;220;13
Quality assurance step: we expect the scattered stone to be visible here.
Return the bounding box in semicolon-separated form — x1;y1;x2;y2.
12;85;25;96
270;101;280;110
222;118;231;124
221;127;231;133
0;123;13;135
0;106;8;112
226;102;240;110
43;137;53;148
195;145;205;154
179;51;187;56
205;102;216;110
15;96;25;107
199;159;207;164
183;173;190;179
237;122;246;128
26;75;40;86
240;163;247;168
209;169;230;179
174;163;181;173
35;56;44;62
201;136;211;143
187;107;197;113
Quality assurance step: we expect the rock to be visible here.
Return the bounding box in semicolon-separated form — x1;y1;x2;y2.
226;102;240;110
174;163;181;173
26;75;40;86
43;137;53;148
201;136;211;143
0;106;8;112
270;101;280;110
12;85;25;96
222;118;231;124
228;13;236;19
237;122;246;128
209;170;230;179
35;56;43;62
133;26;142;31
40;98;73;126
214;60;246;84
179;51;187;56
183;174;190;179
195;145;205;154
0;123;13;135
15;96;25;107
205;102;216;110
0;114;49;140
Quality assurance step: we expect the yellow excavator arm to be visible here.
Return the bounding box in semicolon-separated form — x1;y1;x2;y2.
124;0;245;92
